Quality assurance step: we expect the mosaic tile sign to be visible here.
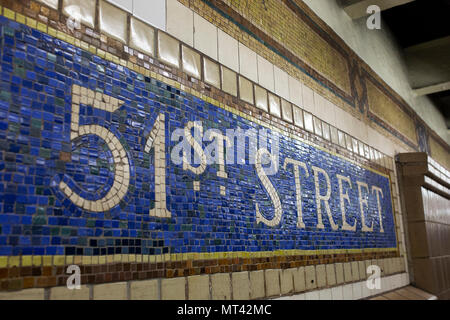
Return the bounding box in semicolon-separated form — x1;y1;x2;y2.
0;17;397;259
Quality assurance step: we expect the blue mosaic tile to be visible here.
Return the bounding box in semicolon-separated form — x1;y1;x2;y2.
0;18;397;258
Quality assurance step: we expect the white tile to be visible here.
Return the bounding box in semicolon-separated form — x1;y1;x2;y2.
268;93;281;118
182;45;201;78
401;273;409;287
130;17;155;56
274;66;289;100
133;0;166;31
239;43;258;82
293;106;304;128
257;55;274;92
218;30;239;72
291;293;305;300
239;76;254;105
352;282;362;300
99;0;128;43
166;0;193;45
193;13;218;60
331;286;343;300
255;85;268;112
221;66;237;96
319;288;332;300
304;112;314;133
106;0;132;12
204;58;220;89
305;290;319;300
288;75;302;106
63;0;96;29
314;92;335;125
342;284;353;300
158;32;180;68
38;0;59;9
325;100;337;127
301;84;315;113
352;117;368;143
361;281;370;299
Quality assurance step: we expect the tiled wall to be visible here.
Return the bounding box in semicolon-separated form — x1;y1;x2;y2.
397;154;450;300
0;0;442;299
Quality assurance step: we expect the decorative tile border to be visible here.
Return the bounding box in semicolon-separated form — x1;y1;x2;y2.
0;1;407;291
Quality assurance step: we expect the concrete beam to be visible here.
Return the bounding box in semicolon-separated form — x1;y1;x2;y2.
412;81;450;97
405;36;450;90
341;0;415;19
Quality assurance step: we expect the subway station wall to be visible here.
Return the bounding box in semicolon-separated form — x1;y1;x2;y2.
0;0;447;298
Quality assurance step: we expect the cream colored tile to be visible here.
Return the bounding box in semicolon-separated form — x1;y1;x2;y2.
305;290;320;300
330;126;339;144
322;122;330;141
304;111;314;132
325;100;337;126
343;284;353;300
301;84;315;113
282;99;293;123
257;55;274;92
268;93;281;118
50;285;90;300
313;117;322;137
293;106;304;128
345;134;353;152
331;286;343;300
239;76;254;105
63;0;96;29
38;0;59;9
130;279;159;300
193;13;217;59
99;0;127;43
218;29;239;72
314;93;335;126
352;137;359;154
182;45;201;78
255;85;268;112
130;17;155;57
93;282;127;300
133;0;165;31
106;0;132;12
188;275;210;300
221;66;237;96
274;66;289;100
166;0;193;46
158;32;180;68
0;288;44;300
305;266;317;290
338;130;346;148
204;58;220;88
319;288;332;300
239;43;258;82
288;75;302;106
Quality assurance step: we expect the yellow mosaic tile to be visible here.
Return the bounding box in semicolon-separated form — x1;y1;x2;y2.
32;256;42;266
65;256;74;265
26;17;37;28
9;256;20;267
15;13;26;24
367;80;417;144
48;27;57;37
54;256;65;266
37;22;47;33
3;7;15;20
22;256;32;267
0;257;7;268
56;30;66;41
43;256;53;266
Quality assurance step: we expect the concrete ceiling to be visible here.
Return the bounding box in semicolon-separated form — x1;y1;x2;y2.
381;0;450;129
